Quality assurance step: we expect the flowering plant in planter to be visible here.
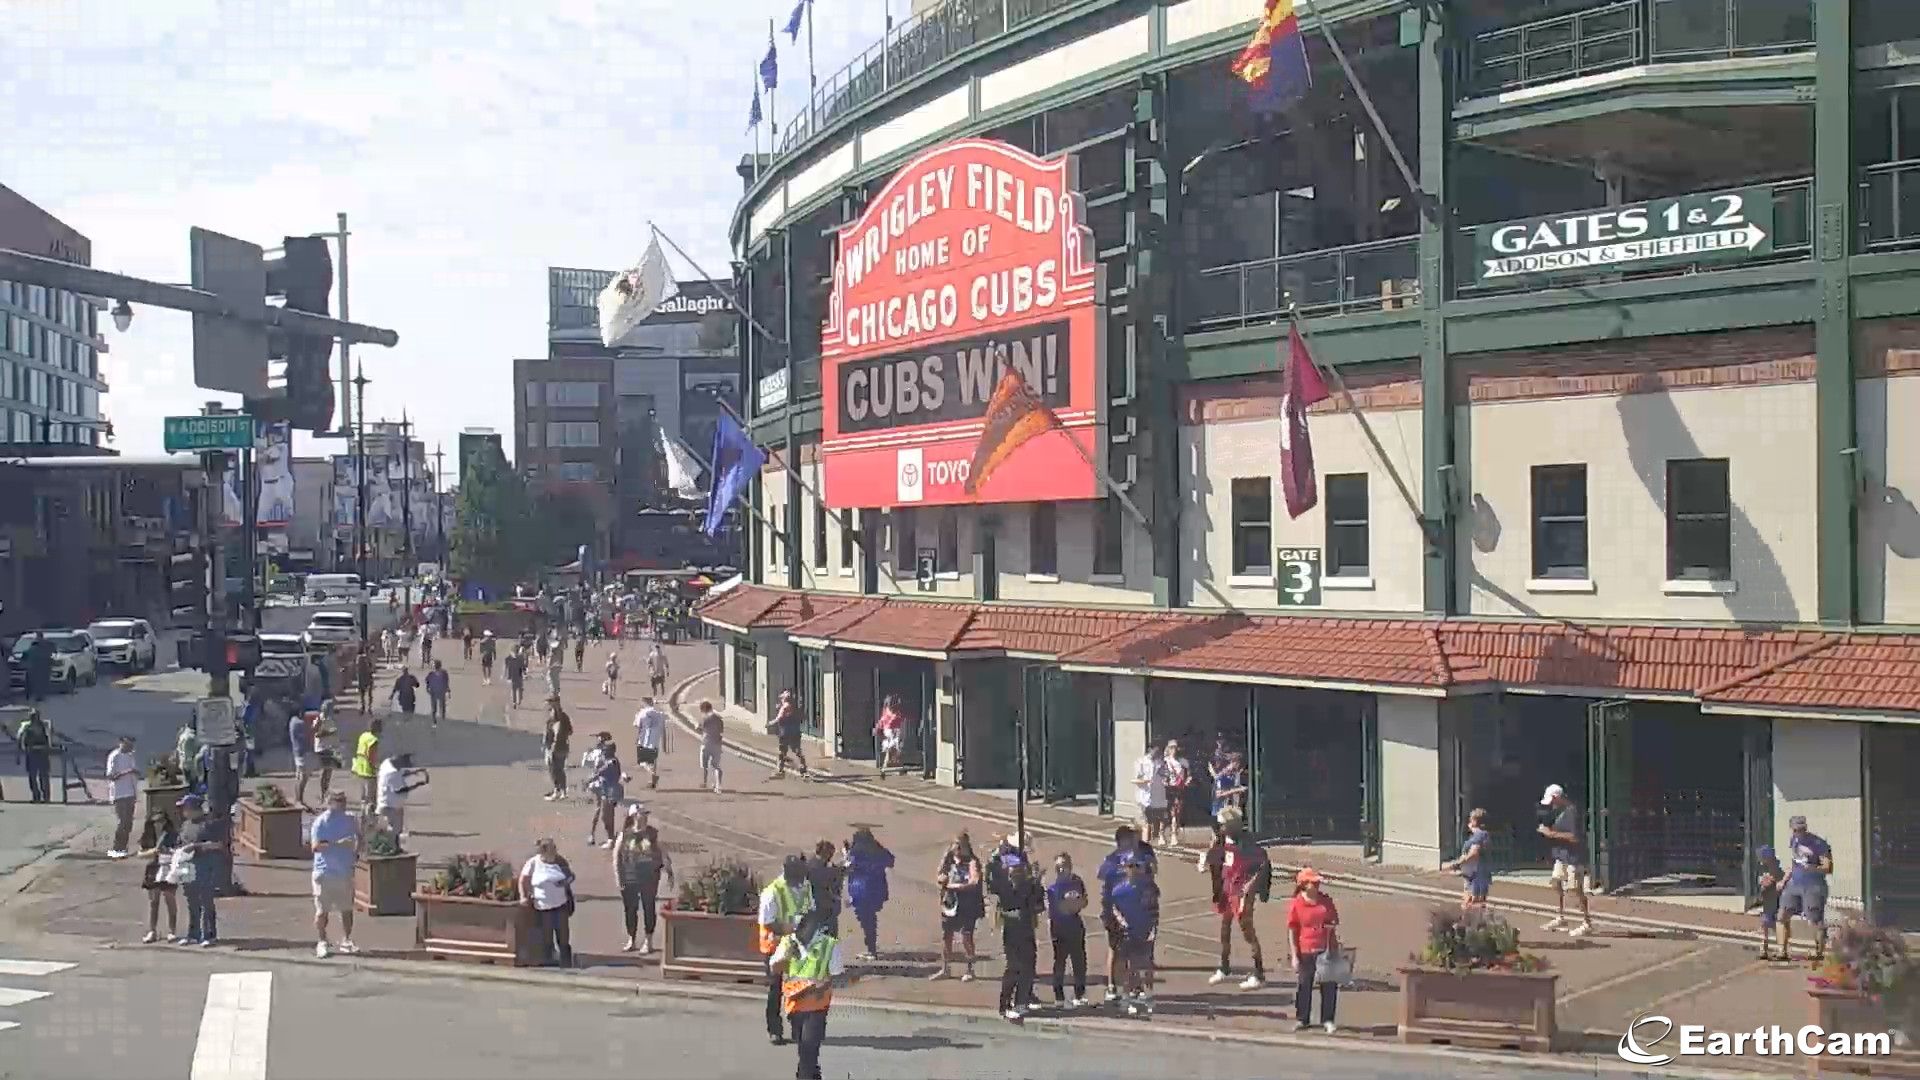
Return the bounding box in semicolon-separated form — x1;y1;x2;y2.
364;827;403;858
252;782;293;809
420;852;517;901
1415;907;1550;973
674;859;761;915
1810;918;1920;1039
145;755;185;786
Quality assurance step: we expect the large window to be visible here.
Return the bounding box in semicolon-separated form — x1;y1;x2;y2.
545;422;600;447
554;462;598;482
524;382;542;407
1094;497;1124;577
525;422;540;448
812;497;828;571
731;640;757;710
1667;458;1732;581
1531;464;1589;580
1231;478;1272;575
840;509;858;571
1029;503;1058;576
1325;474;1370;577
936;508;960;574
893;508;915;568
545;381;601;407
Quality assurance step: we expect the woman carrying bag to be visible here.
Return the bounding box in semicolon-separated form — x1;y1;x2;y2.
137;809;182;943
1286;867;1347;1033
520;838;578;967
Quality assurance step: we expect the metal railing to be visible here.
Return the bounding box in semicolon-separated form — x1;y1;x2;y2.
1468;0;1812;96
1861;159;1920;251
1188;237;1422;332
776;0;1094;161
1457;176;1813;296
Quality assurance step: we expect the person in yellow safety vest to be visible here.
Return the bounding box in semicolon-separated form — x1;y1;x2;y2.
350;718;383;815
758;855;814;1046
769;908;845;1080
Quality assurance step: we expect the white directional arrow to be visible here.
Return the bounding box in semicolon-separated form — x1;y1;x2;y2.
0;961;75;977
0;988;51;1008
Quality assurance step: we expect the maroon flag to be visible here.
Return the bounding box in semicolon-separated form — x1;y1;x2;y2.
1280;323;1331;518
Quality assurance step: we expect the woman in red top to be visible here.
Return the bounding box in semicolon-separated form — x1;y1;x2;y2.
874;695;907;778
1285;867;1341;1032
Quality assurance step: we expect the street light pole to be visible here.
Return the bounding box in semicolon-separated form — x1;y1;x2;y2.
400;412;414;613
353;369;370;652
432;444;447;564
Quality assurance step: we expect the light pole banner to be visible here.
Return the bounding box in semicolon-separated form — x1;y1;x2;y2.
255;422;294;528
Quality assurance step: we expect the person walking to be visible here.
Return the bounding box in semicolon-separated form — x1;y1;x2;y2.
646;641;669;698
478;630;497;685
697;700;725;794
425;661;450;727
354;648;375;714
505;646;527;708
545;653;563;702
1202;805;1272;990
309;790;359;958
1096;825;1158;1004
288;710;317;809
22;636;51;702
1286;868;1342;1032
843;828;894;960
376;753;429;839
175;794;228;946
1779;814;1834;963
534;629;550;665
1110;855;1160;1016
614;803;674;953
519;839;577;967
1046;853;1090;1007
311;705;340;801
602;652;620;699
1163;739;1192;846
572;633;586;673
770;689;810;780
16;708;52;803
808;840;847;938
1131;741;1171;849
632;698;668;790
351;719;383;816
769;909;846;1080
586;741;624;848
541;699;573;801
106;735;140;857
874;694;907;778
931;832;984;982
1538;784;1593;937
136;808;181;943
758;855;816;1046
993;853;1046;1022
1441;807;1494;911
390;665;420;721
462;625;475;661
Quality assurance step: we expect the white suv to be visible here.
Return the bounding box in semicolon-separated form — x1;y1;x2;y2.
87;618;158;672
304;610;359;645
9;630;100;693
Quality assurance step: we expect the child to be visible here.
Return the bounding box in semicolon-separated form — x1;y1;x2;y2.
1754;845;1785;960
1110;855;1160;1016
1047;853;1090;1007
602;653;620;699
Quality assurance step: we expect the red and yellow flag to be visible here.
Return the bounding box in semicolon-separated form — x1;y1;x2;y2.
1230;0;1312;110
964;368;1061;496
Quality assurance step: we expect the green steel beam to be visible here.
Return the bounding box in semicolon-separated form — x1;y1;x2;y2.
1186;316;1423;381
1812;0;1857;626
1419;5;1455;614
1134;74;1182;608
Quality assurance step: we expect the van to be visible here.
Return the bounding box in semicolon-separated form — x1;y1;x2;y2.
306;573;365;601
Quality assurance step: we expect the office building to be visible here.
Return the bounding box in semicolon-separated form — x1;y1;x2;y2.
0;183;111;451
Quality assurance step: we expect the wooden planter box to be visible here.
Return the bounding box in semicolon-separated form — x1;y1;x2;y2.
235;800;308;860
144;783;188;827
415;892;537;966
660;906;764;982
1398;967;1558;1053
354;853;419;917
1808;989;1920;1077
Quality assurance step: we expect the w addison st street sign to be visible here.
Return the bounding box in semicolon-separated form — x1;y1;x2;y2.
820;138;1105;509
1472;186;1775;285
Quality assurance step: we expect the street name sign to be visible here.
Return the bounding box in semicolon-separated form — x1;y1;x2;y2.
1472;186;1776;286
165;414;254;452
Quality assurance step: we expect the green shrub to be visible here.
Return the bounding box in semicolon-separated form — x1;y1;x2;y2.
675;859;761;915
1415;907;1549;973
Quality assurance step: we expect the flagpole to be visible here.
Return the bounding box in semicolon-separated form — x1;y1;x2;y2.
1286;303;1427;531
672;430;821;584
1307;17;1432;217
650;223;784;347
1052;424;1151;531
751;67;761;184
805;0;817;130
768;18;779;155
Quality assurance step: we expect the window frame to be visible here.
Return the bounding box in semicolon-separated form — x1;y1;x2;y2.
812;496;829;571
1093;497;1124;577
1665;458;1732;581
1229;477;1273;576
1324;473;1371;578
892;508;915;569
1530;463;1591;580
1029;503;1058;577
936;508;960;575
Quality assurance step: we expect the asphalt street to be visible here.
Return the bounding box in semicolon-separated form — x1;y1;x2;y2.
0;935;1598;1080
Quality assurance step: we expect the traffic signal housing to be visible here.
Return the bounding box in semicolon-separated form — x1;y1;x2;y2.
167;544;208;630
263;235;336;434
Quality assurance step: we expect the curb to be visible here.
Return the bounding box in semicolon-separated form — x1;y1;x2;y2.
664;668;1782;953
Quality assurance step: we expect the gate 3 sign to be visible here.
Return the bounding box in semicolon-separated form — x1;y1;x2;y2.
820;138;1104;509
1472;186;1775;285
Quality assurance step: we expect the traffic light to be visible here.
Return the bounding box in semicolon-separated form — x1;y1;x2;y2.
264;236;335;434
168;544;209;629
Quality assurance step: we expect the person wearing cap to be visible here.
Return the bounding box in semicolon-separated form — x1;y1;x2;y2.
1779;815;1833;963
1110;854;1160;1016
1202;805;1272;990
1537;784;1592;936
613;803;674;953
175;793;228;946
1753;843;1786;960
478;629;497;685
1285;868;1341;1032
1096;824;1158;1004
759;855;816;1045
768;907;846;1080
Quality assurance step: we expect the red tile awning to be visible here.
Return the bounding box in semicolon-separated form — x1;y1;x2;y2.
1699;633;1920;713
1060;613;1454;689
1435;624;1831;697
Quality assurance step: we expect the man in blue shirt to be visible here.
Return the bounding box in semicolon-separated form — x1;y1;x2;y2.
310;790;360;958
1095;825;1156;1004
288;711;315;808
1046;854;1089;1007
1778;814;1833;963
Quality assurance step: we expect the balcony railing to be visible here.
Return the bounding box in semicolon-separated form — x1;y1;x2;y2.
1188;237;1422;333
1468;0;1813;96
1861;159;1920;251
776;0;1091;163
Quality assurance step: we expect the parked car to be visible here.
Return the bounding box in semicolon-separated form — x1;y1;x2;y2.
304;610;358;646
86;617;159;672
7;630;99;694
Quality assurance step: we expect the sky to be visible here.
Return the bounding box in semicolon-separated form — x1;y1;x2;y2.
2;0;899;481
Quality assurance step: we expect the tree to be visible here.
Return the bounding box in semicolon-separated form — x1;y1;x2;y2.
448;445;537;592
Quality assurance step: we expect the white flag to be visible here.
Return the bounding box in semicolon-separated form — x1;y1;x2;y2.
658;426;703;500
598;236;679;347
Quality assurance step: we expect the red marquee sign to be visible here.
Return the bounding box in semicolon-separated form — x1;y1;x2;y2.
821;138;1104;509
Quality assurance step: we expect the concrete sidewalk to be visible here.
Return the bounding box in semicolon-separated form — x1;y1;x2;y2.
0;639;1826;1075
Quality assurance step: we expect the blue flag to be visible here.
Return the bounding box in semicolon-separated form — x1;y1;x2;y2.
760;32;778;91
703;411;766;539
784;0;807;41
748;81;762;131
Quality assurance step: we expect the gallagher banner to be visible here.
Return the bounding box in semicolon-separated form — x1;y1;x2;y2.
820;138;1104;509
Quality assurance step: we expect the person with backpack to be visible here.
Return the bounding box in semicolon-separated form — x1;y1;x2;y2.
1202;805;1272;990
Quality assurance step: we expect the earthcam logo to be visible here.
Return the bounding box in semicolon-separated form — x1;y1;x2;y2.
1618;1014;1896;1065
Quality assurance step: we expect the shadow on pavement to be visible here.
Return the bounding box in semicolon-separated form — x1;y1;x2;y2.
830;1033;984;1052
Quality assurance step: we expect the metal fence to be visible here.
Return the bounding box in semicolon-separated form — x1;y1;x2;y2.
1188;237;1422;332
1469;0;1812;96
1862;159;1920;251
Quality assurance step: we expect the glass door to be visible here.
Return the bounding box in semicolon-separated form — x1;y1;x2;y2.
1585;699;1634;893
835;654;875;763
1742;719;1774;908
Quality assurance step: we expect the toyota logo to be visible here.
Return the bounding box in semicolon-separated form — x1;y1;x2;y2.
901;463;920;486
1618;1014;1677;1066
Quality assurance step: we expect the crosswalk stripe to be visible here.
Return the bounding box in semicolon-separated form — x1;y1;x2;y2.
190;971;272;1080
0;1022;17;1033
0;988;51;1008
0;961;74;977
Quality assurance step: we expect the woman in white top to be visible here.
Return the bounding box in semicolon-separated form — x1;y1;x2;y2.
519;838;577;967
